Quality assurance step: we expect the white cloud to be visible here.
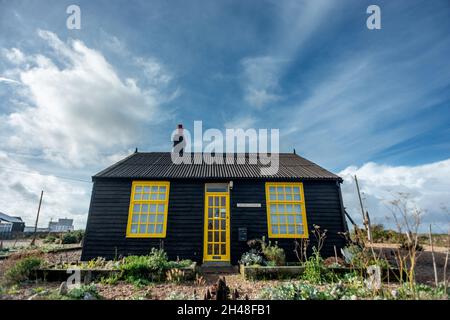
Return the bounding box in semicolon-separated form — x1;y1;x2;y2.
1;30;172;167
0;77;20;84
0;152;90;229
2;48;25;64
339;159;450;233
241;56;284;108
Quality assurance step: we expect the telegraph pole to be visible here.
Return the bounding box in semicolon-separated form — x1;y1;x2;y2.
30;190;44;246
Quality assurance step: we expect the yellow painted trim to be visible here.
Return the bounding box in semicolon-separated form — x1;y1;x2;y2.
265;182;309;239
203;188;230;262
126;181;170;238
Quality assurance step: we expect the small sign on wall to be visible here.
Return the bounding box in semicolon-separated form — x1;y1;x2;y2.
236;203;261;208
238;227;248;242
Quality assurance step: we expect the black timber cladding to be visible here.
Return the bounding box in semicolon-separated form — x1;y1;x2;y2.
81;177;347;263
93;152;341;181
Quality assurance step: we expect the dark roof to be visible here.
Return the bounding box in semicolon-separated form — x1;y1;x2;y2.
94;152;341;181
0;212;23;224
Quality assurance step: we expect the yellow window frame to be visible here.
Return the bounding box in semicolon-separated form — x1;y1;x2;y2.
126;181;170;238
265;182;309;238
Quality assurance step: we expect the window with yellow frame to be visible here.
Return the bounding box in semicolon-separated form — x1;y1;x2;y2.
265;182;308;238
126;181;170;238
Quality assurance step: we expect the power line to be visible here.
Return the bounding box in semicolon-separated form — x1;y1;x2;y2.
0;165;91;183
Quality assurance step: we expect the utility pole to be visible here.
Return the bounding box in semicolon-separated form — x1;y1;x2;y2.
30;190;44;246
354;175;372;242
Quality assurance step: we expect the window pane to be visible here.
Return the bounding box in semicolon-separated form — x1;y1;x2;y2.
158;193;166;200
140;214;148;223
295;214;302;224
277;193;285;200
269;194;276;200
133;204;140;213
149;214;156;222
151;186;158;192
208;208;213;218
214;197;219;206
270;204;276;213
150;193;157;200
269;186;275;193
271;225;278;234
287;215;295;224
131;224;138;233
278;204;285;213
286;194;292;201
139;225;146;233
279;225;287;234
294;205;301;213
277;186;283;193
220;220;226;230
208;197;213;206
156;214;164;223
208;232;212;242
221;244;226;255
279;215;286;224
286;204;293;213
293;186;300;194
132;214;139;223
155;224;163;233
143;186;150;193
288;226;295;234
296;226;304;235
135;186;142;193
147;224;155;234
157;204;165;212
221;197;226;206
214;208;220;217
214;244;219;254
141;204;148;213
159;186;166;193
142;193;149;200
294;194;301;200
134;193;142;200
150;204;157;213
271;214;278;224
285;187;292;193
214;220;219;229
214;231;219;242
208;244;213;255
208;220;213;230
221;231;226;242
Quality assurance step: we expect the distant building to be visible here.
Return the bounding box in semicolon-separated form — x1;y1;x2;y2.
48;218;74;233
0;212;25;239
24;226;49;233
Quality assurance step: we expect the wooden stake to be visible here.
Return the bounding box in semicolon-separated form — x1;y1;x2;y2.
444;229;449;292
428;224;438;287
354;175;372;242
30;190;44;246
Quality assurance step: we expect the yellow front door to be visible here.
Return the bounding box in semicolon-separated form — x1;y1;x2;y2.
203;191;230;262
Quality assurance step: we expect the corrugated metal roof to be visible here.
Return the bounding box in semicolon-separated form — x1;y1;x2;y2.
94;152;341;181
0;212;23;223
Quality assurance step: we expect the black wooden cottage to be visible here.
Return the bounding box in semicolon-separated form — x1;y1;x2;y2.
81;147;348;264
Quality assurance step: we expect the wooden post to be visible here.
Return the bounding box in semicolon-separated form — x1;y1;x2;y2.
444;229;449;292
354;175;372;242
428;224;438;287
30;190;44;246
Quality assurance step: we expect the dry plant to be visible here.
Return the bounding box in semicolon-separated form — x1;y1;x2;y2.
311;224;327;253
386;192;423;293
293;238;309;263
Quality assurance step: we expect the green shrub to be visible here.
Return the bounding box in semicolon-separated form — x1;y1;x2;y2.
239;251;264;266
120;248;169;283
43;234;56;244
61;232;79;244
4;257;42;284
66;284;102;300
259;282;330;300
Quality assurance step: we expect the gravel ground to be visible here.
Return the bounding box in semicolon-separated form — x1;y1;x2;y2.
1;244;448;300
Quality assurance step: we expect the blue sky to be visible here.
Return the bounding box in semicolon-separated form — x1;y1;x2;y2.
0;0;449;231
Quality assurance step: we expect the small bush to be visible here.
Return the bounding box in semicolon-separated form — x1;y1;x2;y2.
239;250;264;266
43;234;57;244
120;248;171;283
4;257;42;284
261;239;285;266
66;284;101;300
61;232;79;244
